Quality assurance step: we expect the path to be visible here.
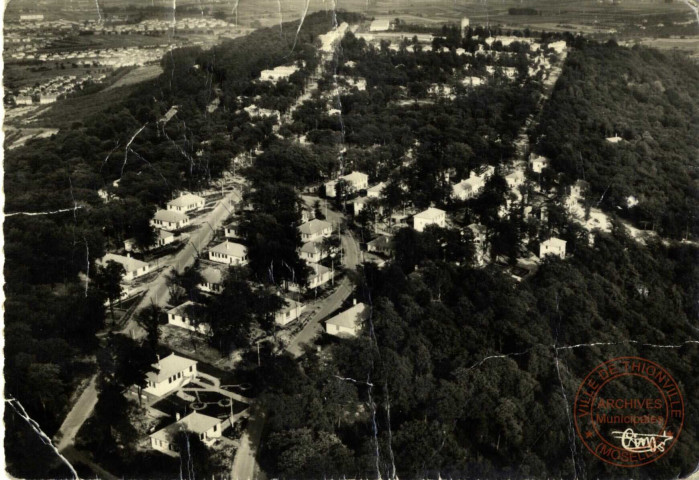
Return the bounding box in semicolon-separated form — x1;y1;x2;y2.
54;376;99;453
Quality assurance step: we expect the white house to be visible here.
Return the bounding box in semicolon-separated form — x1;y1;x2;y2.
298;219;333;243
307;263;334;289
529;154;549;173
208;241;248;265
224;223;238;239
167;301;210;334
150;412;224;456
152;210;190;231
324;171;369;198
325;301;369;338
452;166;494;201
413;207;447;232
144;353;198;398
367;235;393;256
199;267;224;294
156;229;176;248
99;253;151;281
167;193;205;213
300;241;324;263
275;297;306;326
539;237;567;259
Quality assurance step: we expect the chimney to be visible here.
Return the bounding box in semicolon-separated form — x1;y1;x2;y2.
353;298;357;306
126;252;131;258
176;412;180;421
156;354;160;366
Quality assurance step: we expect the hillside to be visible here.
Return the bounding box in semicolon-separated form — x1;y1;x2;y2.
535;39;699;238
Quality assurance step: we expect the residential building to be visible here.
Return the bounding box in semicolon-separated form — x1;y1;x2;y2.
167;193;205;213
275;297;306;326
150;412;224;456
539;237;567;259
144;353;197;397
224;223;238;239
324;171;369;198
167;301;210;334
325;301;369;338
300;241;324;263
307;262;334;289
15;95;33;106
413;207;447;232
156;229;176;248
39;94;57;104
99;253;150;281
208;241;248;265
298;219;333;243
452;166;494;201
199;267;224;294
367;235;394;256
529;154;549;173
152;210;190;231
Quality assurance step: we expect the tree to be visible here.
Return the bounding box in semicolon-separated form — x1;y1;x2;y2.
135;303;163;350
95;260;126;324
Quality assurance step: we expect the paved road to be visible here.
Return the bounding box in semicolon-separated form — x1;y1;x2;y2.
230;410;266;480
55;376;99;453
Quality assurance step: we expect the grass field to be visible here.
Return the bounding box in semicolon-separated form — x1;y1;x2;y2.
103;64;163;91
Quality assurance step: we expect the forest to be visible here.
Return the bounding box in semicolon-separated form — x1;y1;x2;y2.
534;38;699;239
258;228;699;479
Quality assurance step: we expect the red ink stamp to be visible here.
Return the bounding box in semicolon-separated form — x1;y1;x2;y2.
574;356;684;467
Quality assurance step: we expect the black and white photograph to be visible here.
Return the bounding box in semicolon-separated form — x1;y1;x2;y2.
2;0;699;479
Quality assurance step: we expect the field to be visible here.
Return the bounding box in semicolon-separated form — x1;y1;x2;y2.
103;64;163;91
7;0;695;28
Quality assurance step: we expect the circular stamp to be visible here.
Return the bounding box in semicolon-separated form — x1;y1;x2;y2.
573;356;684;467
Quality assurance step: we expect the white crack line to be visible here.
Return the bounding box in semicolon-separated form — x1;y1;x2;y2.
6;398;79;480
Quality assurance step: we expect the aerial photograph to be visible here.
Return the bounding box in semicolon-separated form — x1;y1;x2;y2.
1;0;698;478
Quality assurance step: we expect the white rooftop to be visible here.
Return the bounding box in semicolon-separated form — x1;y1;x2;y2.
415;207;445;220
299;219;332;235
147;353;197;384
168;193;204;207
154;209;188;223
100;253;148;272
326;302;369;330
150;412;220;443
210;241;247;258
